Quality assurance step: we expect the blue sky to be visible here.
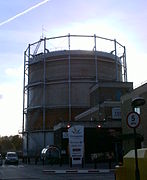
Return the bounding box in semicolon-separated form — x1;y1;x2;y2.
0;0;147;135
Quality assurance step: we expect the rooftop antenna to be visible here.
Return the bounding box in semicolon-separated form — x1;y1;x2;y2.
41;25;47;39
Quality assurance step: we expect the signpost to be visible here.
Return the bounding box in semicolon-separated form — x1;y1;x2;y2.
68;125;84;166
128;97;146;180
126;111;141;180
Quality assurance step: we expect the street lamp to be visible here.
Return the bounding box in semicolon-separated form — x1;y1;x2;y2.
131;97;145;180
132;97;145;108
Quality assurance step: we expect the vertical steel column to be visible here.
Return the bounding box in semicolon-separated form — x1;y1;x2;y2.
26;132;29;162
123;46;127;82
43;38;46;147
114;39;118;81
94;34;98;83
22;51;26;133
27;44;30;158
68;34;71;122
27;44;30;111
22;50;26;161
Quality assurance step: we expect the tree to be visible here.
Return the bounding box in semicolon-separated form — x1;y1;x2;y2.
0;135;22;155
10;135;22;151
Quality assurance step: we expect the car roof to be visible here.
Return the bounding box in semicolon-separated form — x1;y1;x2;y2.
6;152;17;154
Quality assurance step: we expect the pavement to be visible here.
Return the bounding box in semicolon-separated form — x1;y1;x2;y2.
0;163;116;180
40;162;116;174
18;158;117;175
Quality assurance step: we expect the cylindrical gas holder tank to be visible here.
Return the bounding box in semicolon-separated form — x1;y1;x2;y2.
23;34;127;131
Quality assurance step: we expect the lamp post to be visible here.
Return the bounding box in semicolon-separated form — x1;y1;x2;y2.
131;97;145;180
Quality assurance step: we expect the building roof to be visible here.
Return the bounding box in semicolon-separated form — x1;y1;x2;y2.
90;81;133;94
121;83;147;101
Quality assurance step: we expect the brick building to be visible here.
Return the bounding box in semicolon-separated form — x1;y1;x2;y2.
121;83;147;154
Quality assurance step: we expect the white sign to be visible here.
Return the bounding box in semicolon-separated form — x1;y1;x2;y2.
68;125;84;165
112;107;121;119
126;112;140;128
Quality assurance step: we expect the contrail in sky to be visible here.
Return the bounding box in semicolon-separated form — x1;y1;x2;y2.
0;0;50;27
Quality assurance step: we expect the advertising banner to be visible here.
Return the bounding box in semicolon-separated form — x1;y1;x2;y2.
68;125;84;165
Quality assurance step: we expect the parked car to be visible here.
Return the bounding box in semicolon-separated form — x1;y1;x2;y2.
0;154;2;165
5;152;18;165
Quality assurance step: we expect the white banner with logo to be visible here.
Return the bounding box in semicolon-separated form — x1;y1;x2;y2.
68;125;84;165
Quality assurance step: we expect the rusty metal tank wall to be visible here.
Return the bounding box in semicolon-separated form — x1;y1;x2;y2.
25;50;122;131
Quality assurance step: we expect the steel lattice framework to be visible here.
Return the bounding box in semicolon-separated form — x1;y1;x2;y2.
23;34;127;148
